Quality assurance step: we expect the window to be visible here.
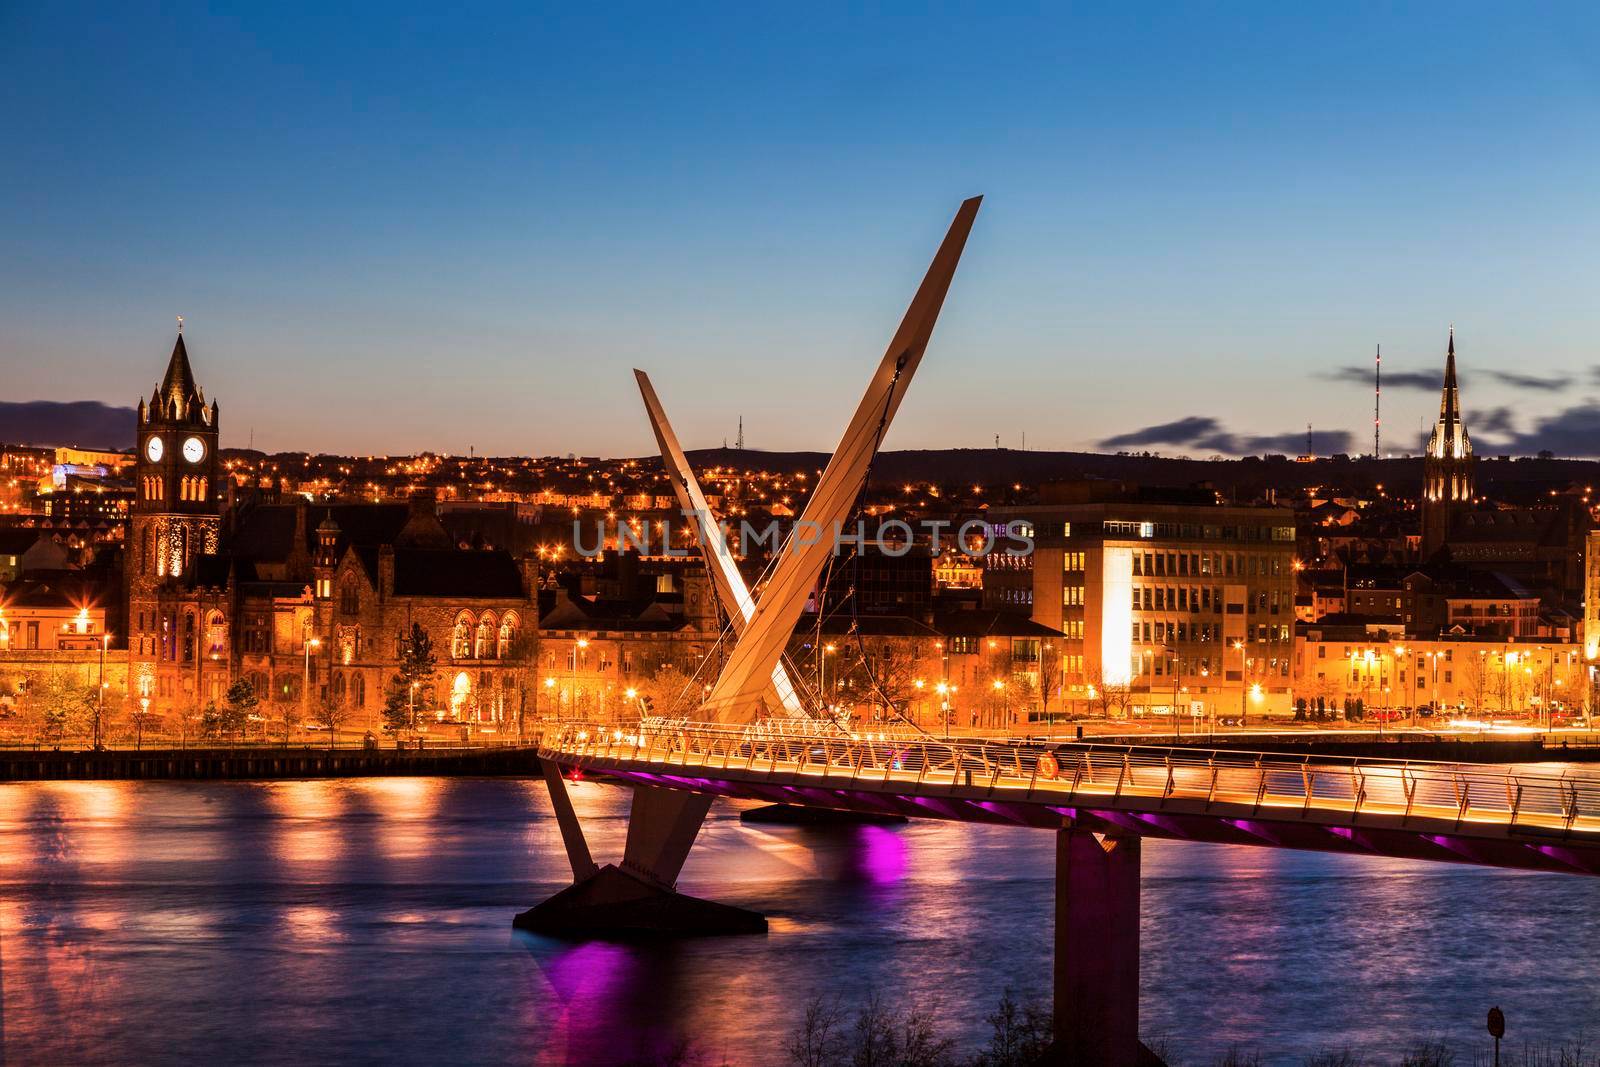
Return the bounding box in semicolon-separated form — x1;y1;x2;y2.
340;579;360;615
452;613;474;659
498;613;518;658
476;613;496;659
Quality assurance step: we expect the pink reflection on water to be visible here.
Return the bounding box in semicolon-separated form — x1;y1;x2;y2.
859;825;908;883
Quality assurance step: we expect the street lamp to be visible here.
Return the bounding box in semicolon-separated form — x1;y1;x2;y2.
571;637;589;717
992;678;1007;728
96;632;111;750
820;643;836;708
303;634;321;729
1232;640;1247;727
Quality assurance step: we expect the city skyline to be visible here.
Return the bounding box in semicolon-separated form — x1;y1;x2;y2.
5;5;1600;457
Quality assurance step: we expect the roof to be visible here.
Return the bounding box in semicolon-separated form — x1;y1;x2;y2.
539;589;687;633
159;333;204;411
803;613;943;639
391;548;525;599
229;502;412;562
0;572;114;611
932;609;1064;639
0;529;45;555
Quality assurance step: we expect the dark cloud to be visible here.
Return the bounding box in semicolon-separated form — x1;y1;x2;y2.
1100;417;1354;456
1476;405;1516;437
1099;416;1219;449
1483;370;1569;392
1326;366;1442;390
1476;402;1600;457
0;401;135;449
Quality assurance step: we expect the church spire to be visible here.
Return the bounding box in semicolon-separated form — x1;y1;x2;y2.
158;330;205;418
1422;325;1473;557
1439;324;1460;437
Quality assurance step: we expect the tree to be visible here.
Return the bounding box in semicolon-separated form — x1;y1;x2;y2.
29;669;95;745
223;678;260;739
638;662;698;720
1461;653;1491;713
503;628;539;740
316;697;346;750
383;623;437;737
851;636;920;724
200;700;225;739
977;987;1052;1067
1037;643;1064;722
269;700;296;745
1090;667;1132;721
129;699;158;750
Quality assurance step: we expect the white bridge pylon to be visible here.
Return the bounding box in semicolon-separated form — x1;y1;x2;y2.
689;195;982;726
523;197;983;924
634;369;809;718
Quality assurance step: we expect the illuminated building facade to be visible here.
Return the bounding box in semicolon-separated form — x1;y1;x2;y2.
1421;328;1474;557
1295;631;1584;719
990;483;1297;718
127;329;224;706
116;332;539;726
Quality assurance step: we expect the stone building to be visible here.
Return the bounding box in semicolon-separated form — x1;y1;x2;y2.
121;331;539;733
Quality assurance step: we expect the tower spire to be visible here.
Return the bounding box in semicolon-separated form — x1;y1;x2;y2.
1422;325;1473;557
1440;325;1460;434
1374;344;1381;458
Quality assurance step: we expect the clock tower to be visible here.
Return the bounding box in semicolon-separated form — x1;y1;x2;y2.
129;325;222;673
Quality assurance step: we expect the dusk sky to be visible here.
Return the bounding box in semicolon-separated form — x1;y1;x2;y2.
3;4;1599;458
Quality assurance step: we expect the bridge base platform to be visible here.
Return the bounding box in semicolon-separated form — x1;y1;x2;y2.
740;803;907;826
513;864;768;939
1037;1039;1167;1066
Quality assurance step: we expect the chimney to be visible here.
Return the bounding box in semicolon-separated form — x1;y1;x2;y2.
378;544;395;598
519;555;539;601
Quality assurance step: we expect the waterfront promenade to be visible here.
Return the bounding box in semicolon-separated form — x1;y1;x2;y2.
0;741;541;780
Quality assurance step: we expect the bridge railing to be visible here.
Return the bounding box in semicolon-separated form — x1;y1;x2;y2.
542;721;1600;837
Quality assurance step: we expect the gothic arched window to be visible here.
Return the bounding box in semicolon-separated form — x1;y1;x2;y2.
340;578;360;616
498;612;519;659
475;612;496;659
452;612;474;660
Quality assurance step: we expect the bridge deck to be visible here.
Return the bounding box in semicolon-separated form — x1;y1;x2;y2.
540;722;1600;875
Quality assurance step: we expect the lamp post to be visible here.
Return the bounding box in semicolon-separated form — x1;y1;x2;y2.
571;637;589;718
1233;640;1247;727
1170;653;1182;738
992;678;1007;729
96;632;110;750
1393;645;1411;730
935;681;950;738
302;634;321;730
820;642;836;711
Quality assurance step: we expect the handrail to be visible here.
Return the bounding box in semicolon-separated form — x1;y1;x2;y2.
540;720;1600;838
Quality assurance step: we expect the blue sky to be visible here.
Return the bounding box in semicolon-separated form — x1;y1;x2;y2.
3;3;1598;457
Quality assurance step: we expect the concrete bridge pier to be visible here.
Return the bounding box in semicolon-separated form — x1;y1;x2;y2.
1050;827;1144;1066
514;768;767;938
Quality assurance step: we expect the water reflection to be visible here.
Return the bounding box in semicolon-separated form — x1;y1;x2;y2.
1;777;1598;1065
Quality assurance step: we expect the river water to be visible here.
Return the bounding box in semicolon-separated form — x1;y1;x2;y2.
2;775;1596;1065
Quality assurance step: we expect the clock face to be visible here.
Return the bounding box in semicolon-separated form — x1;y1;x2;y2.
145;436;164;462
182;436;206;463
